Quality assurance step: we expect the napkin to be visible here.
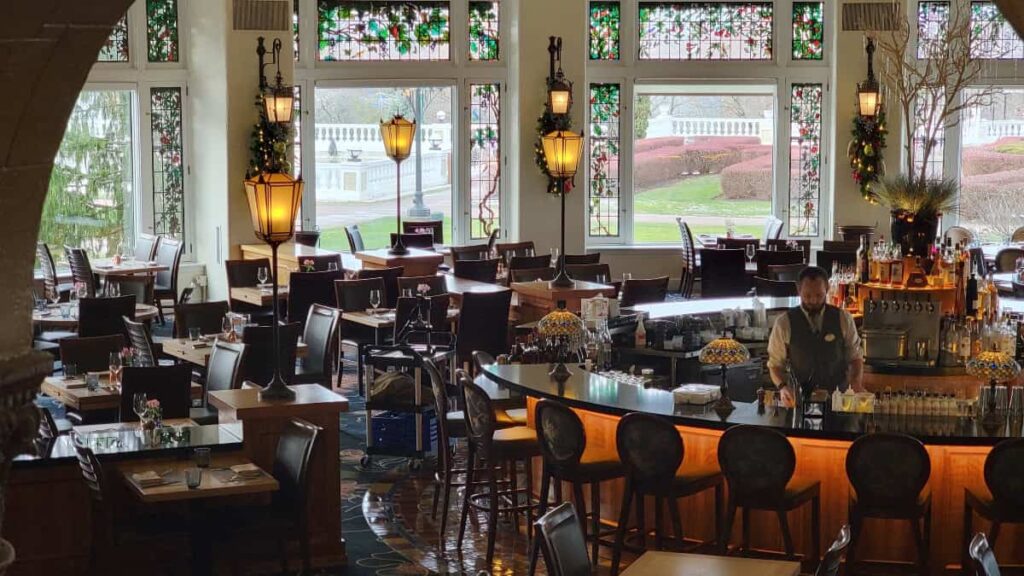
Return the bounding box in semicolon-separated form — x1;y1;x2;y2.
190;341;211;349
63;378;88;390
230;464;262;478
132;471;165;488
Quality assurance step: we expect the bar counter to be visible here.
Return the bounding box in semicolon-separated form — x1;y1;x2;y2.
481;364;1024;572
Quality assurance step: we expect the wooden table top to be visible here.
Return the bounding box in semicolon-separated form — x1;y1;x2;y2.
32;302;159;329
119;452;278;504
620;551;800;576
161;336;308;366
343;307;459;329
510;279;615;298
91;259;169;276
42;374;202;412
229;286;289;306
240;243;362;271
443;274;508;295
355;247;445;265
209;384;348;419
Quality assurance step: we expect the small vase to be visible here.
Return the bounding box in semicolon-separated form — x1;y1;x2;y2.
141;417;156;431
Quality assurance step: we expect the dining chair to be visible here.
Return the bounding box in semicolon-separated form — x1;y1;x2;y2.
814;525;852;576
225;258;275;323
994;248;1024;273
969;533;1002;576
240;322;302;386
619;277;669;307
123;316;158;367
509;254;552;272
173;301;230;338
345;224;366;252
763;216;784;242
754;276;798;297
816;250;856;276
37;405;61;440
497;241;536;264
822;240;859;252
135;233;160;262
78;295;136;338
64;246;96;297
334;277;386;388
393;294;451;345
107;274;154;311
534;502;591;576
119;364;192;422
1011;226;1024;244
767;263;806;282
676;218;698;299
766;239;812;262
294;304;341;388
969;247;990;277
190;341;248;425
456;289;512;369
453;258;500;284
450;243;491;262
152;236;184;325
562;253;600;265
404;219;444;245
293;230;320;248
944;225;975;247
755;249;803;277
356;266;405;308
37;242;72;301
699;249;748;297
287;270;343;327
511;267;554;283
487;228;501;252
564;263;612;283
389;232;435;249
60;335;125;373
397;274;447;296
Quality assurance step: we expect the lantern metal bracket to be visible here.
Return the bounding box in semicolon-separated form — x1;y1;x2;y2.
256;36;284;94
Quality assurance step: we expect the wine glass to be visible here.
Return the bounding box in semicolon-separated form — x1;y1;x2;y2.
327;261;338;272
132;392;147;421
109;352;122;389
222;315;233;336
550;248;560;267
369;289;382;314
47;286;60;308
257;267;269;288
69;287;79;318
745;244;756;264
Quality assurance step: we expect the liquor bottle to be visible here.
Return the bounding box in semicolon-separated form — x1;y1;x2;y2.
879;244;892;285
966;268;978;318
959;319;973;364
869;240;881;282
634;317;647;348
891;246;905;286
857;235;870;284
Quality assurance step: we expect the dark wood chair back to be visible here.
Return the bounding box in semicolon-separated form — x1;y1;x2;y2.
60;335;125;373
119;364;192;422
74;443;108;503
756;249;803;277
173;301;230;338
846;433;930;512
122;316;156;367
397;275;447;296
64;246;96;297
677;218;698;299
38;406;60;440
619;277;669;307
241;322;302;385
453;258;500;284
36;242;62;301
394;294;451;344
816;250;856;276
355;266;405;308
496;241;536;264
272;418;322;521
716;237;760;253
456;289;512;366
345;225;365;253
509;254;551;271
617;412;684;494
535;502;591;576
995;248;1024;273
562;253;600;265
1012;226;1024;244
699;248;747;297
755;276;798;297
334;277;385;312
206;341;247;392
225;258;270;288
718;424;795;507
450;244;491;262
294;230;320;248
814;525;852;576
767;263;805;281
154;236;183;294
511;267;554;283
564;263;611;283
300;304;341;383
766;239;811;262
984;438;1024;509
823;240;859;252
461;377;497;450
944;225;975;247
287;270;343;325
969;247;990;277
536;399;588;474
135;233;160;262
425;361;456;472
404;219;444;245
969;533;1002;576
487;228;501;252
390;232;435;249
79;295;136;338
472;351;496;373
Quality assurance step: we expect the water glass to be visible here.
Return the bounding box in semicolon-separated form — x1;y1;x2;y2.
85;373;100;391
327;262;339;272
222;315;233;336
64;364;78;379
194;447;211;468
59;302;71;318
110;352;123;387
133;392;147;421
185;468;202;489
550;248;559;267
188;327;202;342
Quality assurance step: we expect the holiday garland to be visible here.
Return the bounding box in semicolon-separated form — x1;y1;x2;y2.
247;93;294;177
534;104;573;195
848;104;887;202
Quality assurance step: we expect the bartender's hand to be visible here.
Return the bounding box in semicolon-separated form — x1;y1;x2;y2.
778;384;796;408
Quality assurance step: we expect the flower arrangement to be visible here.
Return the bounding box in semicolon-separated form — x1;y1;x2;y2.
302;258;315;272
140;399;163;431
416;283;432;295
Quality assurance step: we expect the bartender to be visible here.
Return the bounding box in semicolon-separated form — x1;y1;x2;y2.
767;265;865;407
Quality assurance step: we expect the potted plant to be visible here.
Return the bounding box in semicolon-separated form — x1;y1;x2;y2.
875;175;958;256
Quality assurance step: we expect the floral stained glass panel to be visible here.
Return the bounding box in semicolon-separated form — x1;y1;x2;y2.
150;88;185;239
147;0;179;62
638;2;773;60
470;83;501;239
792;2;823;60
98;16;130;62
294;0;301;60
918;1;949;58
789;84;822;237
590;2;620;60
469;1;499;61
970;1;1024;59
318;1;450;61
589;84;621;237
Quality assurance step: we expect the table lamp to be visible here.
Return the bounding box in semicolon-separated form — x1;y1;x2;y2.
699;332;750;416
380;114;417;255
537;301;585;382
966;349;1021;429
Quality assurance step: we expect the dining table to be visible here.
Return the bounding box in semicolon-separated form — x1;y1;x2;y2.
32;302;160;329
41;373;203;414
620;551;800;576
161;335;309;366
229;285;289;307
91;258;169;276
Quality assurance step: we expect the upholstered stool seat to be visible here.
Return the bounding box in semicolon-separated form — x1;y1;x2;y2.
446;407;522;437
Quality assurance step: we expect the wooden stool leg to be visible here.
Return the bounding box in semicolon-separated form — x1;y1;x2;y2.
486;463;499;566
457;447;476;552
438;449;455;539
962;502;973;576
654;496;665;551
573;482;588;548
528;469;552;576
720;497;737;554
713;483;724;548
590;481;602;564
509;459;520;529
741;507;751;552
777;509;795;558
922;505;932;576
910;517;926;576
811;495;821;563
989;520;1001;548
636;493;647;549
525;457;535;542
611;481;634;576
669;497;684;551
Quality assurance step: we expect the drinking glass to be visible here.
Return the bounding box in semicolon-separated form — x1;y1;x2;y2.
188;327;202;343
745;244;756;263
64;363;78;379
47;287;60;308
401;288;414;299
369;289;382;314
257;267;269;287
596;274;608;285
550;248;560;267
222;315;233;335
622;273;632;282
110;353;123;387
59;302;71;319
185;468;202;489
194;447;211;468
132;392;147;421
327;262;338;272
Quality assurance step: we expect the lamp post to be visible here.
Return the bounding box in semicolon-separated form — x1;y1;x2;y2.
380;114;417;255
244;173;303;400
857;37;881;118
256;37;294;124
699;331;751;417
541;130;584;288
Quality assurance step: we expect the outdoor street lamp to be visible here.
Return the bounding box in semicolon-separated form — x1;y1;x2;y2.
380;114;417;255
542;130;584;288
857;37;881;118
257;37;294;124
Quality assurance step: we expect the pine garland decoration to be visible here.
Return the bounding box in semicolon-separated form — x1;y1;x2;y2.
247;93;294;177
848;104;887;203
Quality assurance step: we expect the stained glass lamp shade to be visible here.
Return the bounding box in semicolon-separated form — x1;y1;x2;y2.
699;336;751;414
538;302;584;381
967;350;1021;428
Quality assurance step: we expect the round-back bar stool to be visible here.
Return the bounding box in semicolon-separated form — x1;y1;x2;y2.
473;350;527;423
964;438;1024;571
611;413;724;576
528;399;624;575
717;425;821;562
845;432;932;575
458;376;542;566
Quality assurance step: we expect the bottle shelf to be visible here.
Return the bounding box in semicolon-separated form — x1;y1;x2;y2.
856;282;956;292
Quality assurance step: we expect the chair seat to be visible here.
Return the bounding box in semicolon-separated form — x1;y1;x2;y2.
505;407;528;425
782;477;821;508
447;408;520;437
492;425;541;459
965;487;1024;522
852;485;931;519
567;449;625;483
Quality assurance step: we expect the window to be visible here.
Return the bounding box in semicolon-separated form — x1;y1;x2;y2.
590;1;621;61
589;84;621;237
792;2;824;61
317;1;451;61
789;83;823;237
912;88;946;180
469;83;501;239
637;2;774;61
150;87;185;239
146;0;180;62
917;1;949;59
469;1;500;61
99;16;130;62
970;1;1024;59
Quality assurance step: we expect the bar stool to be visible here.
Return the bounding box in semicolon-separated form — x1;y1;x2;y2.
458;377;542;566
717;425;821;561
611;413;725;576
964;438;1024;572
528;399;624;575
473;350;527;424
845;432;932;575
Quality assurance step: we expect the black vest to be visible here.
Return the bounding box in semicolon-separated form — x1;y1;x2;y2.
786;305;848;392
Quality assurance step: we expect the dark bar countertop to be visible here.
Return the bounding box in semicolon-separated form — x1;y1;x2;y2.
481;364;1022;446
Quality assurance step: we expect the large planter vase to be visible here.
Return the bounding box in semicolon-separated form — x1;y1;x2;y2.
890;210;939;256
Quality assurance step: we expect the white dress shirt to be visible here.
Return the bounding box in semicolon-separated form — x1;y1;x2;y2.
766;306;863;374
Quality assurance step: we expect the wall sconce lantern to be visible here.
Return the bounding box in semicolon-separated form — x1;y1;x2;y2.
857;37;881;118
547;36;572;116
257;37;295;124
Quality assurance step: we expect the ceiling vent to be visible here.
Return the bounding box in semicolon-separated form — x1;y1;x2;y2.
842;3;900;31
233;0;290;31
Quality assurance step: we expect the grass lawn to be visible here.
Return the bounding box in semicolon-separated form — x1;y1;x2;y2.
635;175;770;217
320;216;453;252
634;222;763;244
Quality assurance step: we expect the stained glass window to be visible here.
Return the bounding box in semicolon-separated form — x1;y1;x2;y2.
150;88;185;239
789;84;822;237
917;1;949;59
792;2;823;61
292;86;302;179
638;2;773;61
590;2;620;60
294;0;301;61
146;0;179;62
970;1;1024;59
98;16;130;62
470;83;501;239
318;1;451;61
469;1;499;61
589;84;621;237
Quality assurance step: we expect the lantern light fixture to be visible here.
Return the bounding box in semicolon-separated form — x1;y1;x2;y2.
541;130;584;288
547;36;572;116
857;37;881;118
380;114;418;255
257;37;295;124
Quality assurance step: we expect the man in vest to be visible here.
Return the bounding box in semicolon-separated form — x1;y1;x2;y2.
768;265;865;407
